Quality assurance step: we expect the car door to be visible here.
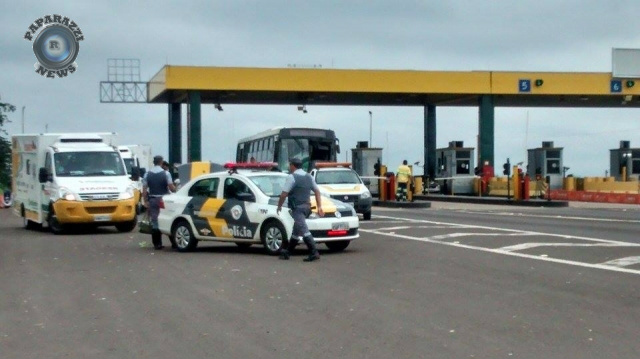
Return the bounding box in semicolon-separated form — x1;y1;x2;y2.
219;177;260;240
185;177;225;238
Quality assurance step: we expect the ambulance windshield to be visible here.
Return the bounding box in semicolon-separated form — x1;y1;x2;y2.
54;152;126;177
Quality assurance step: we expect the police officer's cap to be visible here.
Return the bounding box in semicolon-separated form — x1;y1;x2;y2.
289;157;302;167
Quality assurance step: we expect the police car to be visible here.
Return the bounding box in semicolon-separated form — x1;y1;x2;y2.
310;162;372;220
157;162;359;254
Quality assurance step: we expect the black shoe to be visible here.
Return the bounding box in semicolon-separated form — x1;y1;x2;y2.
303;254;320;262
279;250;290;260
154;245;164;250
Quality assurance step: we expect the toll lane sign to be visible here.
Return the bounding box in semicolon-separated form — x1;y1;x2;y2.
518;79;531;93
611;80;622;93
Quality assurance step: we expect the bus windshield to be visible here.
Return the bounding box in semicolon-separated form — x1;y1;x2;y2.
237;127;339;172
54;152;126;177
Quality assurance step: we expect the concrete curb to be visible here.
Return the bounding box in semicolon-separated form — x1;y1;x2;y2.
372;200;431;208
412;194;569;207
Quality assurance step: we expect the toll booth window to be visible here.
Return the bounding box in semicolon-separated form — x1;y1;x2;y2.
546;159;560;174
546;150;561;159
456;160;471;174
457;150;471;159
632;160;640;174
188;178;219;198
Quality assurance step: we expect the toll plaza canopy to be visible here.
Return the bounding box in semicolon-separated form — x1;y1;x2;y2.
147;65;640;177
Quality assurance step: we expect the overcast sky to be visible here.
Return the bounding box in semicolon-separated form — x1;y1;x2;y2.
2;0;640;177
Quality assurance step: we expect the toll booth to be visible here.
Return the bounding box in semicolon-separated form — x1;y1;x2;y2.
527;141;564;189
351;141;383;196
610;140;640;181
435;141;475;194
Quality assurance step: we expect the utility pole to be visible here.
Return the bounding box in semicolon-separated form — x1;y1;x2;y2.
21;106;25;133
368;111;372;147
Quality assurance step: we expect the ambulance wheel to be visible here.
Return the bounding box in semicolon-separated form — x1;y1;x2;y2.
115;218;137;232
172;220;198;252
261;220;285;255
22;206;41;230
326;240;350;252
47;209;64;235
363;211;372;221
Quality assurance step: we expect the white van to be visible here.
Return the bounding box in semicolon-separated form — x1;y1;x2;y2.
12;133;139;234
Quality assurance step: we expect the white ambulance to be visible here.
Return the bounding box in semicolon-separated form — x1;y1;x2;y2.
12;133;139;234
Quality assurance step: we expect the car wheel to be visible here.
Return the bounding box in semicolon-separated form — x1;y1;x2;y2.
47;207;64;235
363;211;372;221
326;240;350;252
115;218;137;232
172;220;198;252
261;220;285;255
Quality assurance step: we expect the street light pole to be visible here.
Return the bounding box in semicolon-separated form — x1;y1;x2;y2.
21;106;25;133
368;111;372;147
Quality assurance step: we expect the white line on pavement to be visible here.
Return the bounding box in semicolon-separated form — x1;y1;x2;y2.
598;256;640;267
455;210;640;224
500;242;635;252
364;215;640;276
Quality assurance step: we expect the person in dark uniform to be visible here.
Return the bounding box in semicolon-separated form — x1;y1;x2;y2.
142;155;176;249
276;157;324;262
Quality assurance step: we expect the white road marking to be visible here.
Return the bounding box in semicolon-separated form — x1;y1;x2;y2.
500;242;633;252
372;215;635;245
376;226;413;231
364;215;640;276
454;210;640;224
599;256;640;267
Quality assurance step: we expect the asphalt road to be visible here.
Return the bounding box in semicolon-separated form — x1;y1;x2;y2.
1;202;639;359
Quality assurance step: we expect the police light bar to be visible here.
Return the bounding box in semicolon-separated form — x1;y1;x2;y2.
224;162;278;170
314;162;352;168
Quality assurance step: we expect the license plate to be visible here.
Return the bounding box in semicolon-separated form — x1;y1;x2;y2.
332;222;349;230
94;215;111;222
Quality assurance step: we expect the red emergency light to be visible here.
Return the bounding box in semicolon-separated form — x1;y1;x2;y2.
314;162;352;169
224;162;278;170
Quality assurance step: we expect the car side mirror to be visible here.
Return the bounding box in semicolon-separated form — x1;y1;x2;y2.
236;192;256;202
38;167;50;183
363;179;371;186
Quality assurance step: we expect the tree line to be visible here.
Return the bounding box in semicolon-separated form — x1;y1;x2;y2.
0;100;14;192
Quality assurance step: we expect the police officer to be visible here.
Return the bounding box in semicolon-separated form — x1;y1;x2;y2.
142;155;175;249
276;157;324;262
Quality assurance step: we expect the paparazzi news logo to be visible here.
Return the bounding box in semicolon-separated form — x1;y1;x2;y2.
24;15;84;79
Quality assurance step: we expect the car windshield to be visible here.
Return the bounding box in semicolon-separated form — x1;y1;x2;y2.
54;151;126;177
249;175;288;197
316;170;361;184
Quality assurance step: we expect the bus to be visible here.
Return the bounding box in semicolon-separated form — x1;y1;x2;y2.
236;127;340;172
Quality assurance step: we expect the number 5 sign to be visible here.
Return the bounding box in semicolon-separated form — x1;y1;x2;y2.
518;79;531;93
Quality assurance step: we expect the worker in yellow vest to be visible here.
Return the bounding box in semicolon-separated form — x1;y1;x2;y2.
396;160;412;201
